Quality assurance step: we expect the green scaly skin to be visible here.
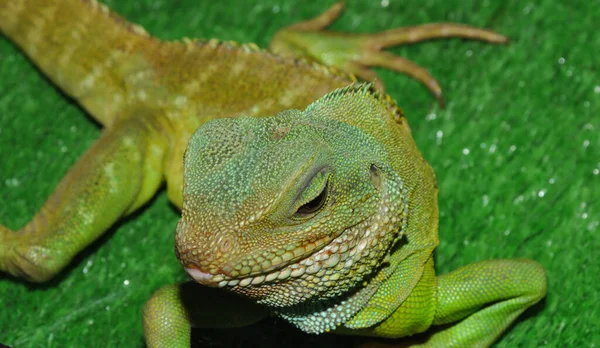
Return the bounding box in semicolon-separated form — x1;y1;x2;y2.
0;0;546;346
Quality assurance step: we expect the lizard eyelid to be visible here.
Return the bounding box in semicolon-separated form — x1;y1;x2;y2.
291;168;330;220
293;179;329;218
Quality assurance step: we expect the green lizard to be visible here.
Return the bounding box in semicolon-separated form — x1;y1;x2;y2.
0;0;546;346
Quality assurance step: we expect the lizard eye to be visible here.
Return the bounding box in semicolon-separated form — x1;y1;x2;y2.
294;181;328;218
292;169;330;219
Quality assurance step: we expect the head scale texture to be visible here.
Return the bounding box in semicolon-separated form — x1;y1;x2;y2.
176;83;438;333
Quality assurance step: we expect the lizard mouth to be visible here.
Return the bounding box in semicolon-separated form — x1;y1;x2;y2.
184;212;393;290
184;231;340;288
185;267;216;284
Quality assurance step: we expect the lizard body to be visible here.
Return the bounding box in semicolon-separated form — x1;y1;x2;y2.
0;0;546;346
0;0;353;212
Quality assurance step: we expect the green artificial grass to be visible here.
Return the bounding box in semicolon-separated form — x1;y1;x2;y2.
0;0;598;346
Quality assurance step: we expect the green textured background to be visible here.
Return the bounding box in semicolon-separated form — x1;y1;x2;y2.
0;0;598;346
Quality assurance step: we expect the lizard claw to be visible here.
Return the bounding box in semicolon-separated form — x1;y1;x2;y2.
351;51;444;107
283;1;346;32
270;2;508;107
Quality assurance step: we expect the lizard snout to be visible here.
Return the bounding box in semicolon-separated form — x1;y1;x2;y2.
175;218;239;286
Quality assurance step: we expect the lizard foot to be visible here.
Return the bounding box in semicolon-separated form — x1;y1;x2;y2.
1;226;59;283
269;2;508;106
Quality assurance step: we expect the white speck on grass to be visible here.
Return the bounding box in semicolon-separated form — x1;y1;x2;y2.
465;49;473;57
381;0;389;7
504;229;511;236
558;57;565;64
482;195;489;207
594;85;600;94
549;177;556;184
272;5;280;13
426;113;437;121
583;139;590;148
124;279;130;286
105;305;111;311
489;143;497;153
60;146;68;153
463;239;469;246
581;212;588;219
509;145;517;153
593;168;599;175
88;319;94;325
462;148;470;155
558;320;566;333
83;260;93;274
5;178;20;187
514;195;524;204
546;240;552;247
538;189;546;198
436;130;443;145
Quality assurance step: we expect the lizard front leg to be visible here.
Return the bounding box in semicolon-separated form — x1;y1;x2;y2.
423;259;547;347
143;282;269;348
0;115;168;282
269;2;507;106
357;259;546;347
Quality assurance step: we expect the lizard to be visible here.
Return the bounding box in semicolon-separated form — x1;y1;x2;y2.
0;0;547;346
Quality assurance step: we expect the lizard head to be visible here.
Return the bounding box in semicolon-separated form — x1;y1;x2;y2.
176;84;414;310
